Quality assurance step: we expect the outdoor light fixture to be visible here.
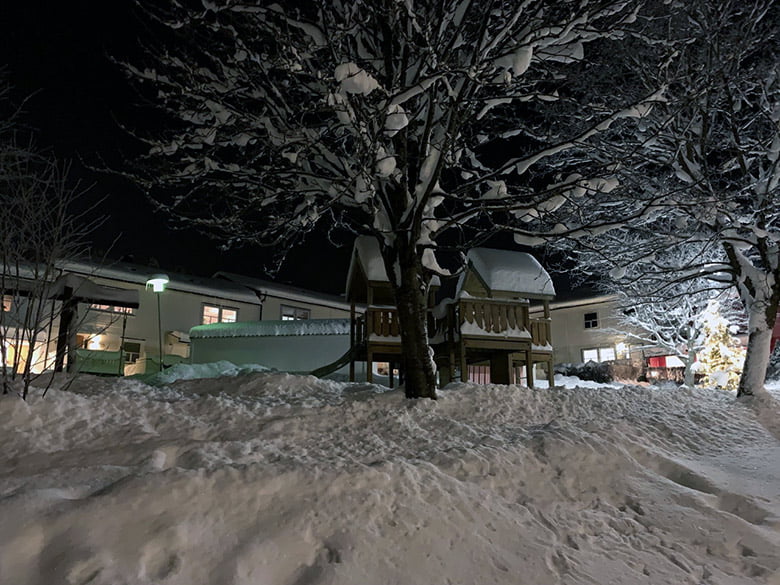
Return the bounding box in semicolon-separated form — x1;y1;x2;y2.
145;274;170;372
145;274;169;293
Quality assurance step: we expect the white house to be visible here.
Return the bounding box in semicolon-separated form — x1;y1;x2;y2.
530;291;632;365
2;259;353;377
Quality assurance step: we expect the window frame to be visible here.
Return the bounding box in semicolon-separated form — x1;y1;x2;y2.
583;311;599;329
89;303;135;316
581;346;617;363
201;304;239;325
122;341;142;364
280;304;311;321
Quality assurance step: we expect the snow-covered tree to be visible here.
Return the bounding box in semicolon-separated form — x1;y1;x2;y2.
123;0;662;398
548;0;780;396
607;280;711;387
695;300;745;391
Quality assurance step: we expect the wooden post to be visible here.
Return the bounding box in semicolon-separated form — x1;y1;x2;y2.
547;357;555;387
459;341;468;382
349;301;356;382
54;286;77;373
367;349;373;383
526;349;534;388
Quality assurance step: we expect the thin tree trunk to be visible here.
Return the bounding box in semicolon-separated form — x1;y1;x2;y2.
390;245;437;400
738;297;779;397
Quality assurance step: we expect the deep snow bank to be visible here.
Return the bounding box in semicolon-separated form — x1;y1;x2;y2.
1;374;779;585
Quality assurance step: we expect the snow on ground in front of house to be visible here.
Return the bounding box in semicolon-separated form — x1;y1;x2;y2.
1;373;779;585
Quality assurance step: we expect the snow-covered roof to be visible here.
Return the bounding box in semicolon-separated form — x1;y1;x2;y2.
62;260;261;305
190;318;351;339
49;273;140;307
347;236;389;286
460;248;555;298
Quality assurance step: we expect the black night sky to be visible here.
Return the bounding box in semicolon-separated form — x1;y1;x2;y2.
1;1;351;293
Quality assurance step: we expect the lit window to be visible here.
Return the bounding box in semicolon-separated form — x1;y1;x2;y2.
280;305;310;320
2;295;11;312
599;347;616;361
202;305;220;324
584;312;599;329
202;304;238;324
90;303;135;315
582;347;616;362
582;348;599;362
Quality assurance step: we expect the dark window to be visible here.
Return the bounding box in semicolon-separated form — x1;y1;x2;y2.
584;312;598;329
123;341;142;364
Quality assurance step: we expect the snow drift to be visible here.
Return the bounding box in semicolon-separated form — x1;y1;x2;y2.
1;373;779;585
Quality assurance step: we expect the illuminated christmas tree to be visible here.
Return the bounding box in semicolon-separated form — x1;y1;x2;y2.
695;301;745;390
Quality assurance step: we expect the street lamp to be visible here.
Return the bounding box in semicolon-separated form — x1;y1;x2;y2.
145;274;169;372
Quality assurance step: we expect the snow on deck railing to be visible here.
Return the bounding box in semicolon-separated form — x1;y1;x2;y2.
190;319;350;339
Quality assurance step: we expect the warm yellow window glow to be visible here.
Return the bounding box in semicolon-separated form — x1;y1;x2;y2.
202;305;237;324
3;341;30;373
202;305;220;324
87;336;103;350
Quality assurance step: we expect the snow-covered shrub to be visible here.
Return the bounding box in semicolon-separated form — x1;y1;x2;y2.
555;361;613;384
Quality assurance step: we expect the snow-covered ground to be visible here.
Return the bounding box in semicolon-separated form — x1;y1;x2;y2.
2;371;779;585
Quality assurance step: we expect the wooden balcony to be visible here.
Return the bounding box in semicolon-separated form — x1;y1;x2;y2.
352;308;401;348
529;318;551;347
367;307;400;338
458;299;529;334
446;298;552;355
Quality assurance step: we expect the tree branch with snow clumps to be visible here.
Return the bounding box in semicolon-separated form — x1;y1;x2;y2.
121;0;663;398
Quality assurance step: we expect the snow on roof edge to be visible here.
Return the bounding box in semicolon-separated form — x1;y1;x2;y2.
190;318;351;339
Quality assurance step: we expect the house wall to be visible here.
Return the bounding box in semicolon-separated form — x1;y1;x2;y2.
14;261;352;376
72;275;262;374
532;297;631;364
261;293;351;321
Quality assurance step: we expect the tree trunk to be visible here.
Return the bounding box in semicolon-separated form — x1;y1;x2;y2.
389;244;437;399
683;352;696;387
738;296;779;397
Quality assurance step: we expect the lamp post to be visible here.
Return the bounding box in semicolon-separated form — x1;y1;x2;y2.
145;274;169;373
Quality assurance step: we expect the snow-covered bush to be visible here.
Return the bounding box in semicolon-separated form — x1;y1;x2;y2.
555;361;613;384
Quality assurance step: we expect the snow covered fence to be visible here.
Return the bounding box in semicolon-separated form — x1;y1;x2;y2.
189;319;364;377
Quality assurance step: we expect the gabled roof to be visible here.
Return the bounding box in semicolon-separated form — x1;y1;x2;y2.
346;236;390;288
458;248;555;298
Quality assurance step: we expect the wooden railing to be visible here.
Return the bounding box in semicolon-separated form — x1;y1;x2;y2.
456;299;552;348
366;308;400;338
458;299;529;334
529;319;551;347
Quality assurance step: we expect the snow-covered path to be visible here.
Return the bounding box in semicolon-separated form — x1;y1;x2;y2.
1;373;779;585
